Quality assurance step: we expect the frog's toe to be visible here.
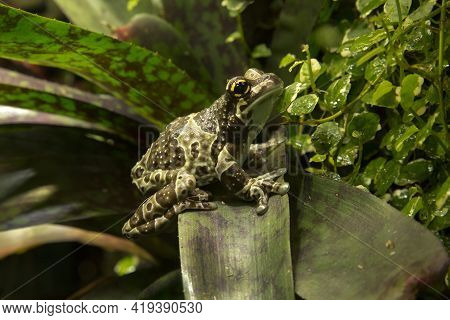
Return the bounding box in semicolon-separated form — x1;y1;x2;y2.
273;181;289;195
122;222;140;239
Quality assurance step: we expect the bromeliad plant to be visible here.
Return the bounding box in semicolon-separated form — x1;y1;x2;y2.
0;0;448;299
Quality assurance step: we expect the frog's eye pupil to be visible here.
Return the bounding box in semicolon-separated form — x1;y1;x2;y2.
227;79;250;97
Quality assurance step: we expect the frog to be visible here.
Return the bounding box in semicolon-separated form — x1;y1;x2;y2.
122;68;289;238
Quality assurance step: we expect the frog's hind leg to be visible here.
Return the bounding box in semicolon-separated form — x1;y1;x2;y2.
132;168;179;194
122;173;216;238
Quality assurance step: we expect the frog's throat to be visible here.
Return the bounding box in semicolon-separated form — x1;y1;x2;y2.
236;84;283;124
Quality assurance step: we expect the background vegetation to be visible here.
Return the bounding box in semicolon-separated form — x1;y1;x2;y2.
0;0;447;299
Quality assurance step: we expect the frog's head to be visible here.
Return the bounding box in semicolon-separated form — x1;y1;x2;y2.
226;68;283;140
226;69;283;123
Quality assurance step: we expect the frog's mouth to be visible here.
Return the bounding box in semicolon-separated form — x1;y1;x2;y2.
244;83;284;143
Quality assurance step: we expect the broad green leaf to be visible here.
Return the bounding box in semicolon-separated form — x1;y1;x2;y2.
277;82;308;113
279;53;297;68
56;0;209;85
400;74;424;110
0;106;128;140
0;85;140;141
336;143;359;167
364;80;398;108
340;29;387;57
402;196;423;217
382;124;417;160
396;159;433;186
0;125;142;230
374;160;401;195
0;67;146;124
311;122;343;154
251;44;272;58
309;153;327;163
0;5;211;128
298;59;322;85
53;0;163;35
404;23;433;52
112;14;211;87
323;75;352;112
356;0;387;17
384;0;412;22
416;112;438;147
394;124;418;152
291;174;448;299
287;94;319;116
348;112;380;143
436;177;450;210
0;224;154;262
163;0;246;95
364;56;387;84
408;0;436;21
360;157;386;187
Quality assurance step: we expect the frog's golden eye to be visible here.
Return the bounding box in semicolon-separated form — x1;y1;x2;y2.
226;78;250;97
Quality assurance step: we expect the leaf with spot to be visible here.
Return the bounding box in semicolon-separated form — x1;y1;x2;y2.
363;80;398;108
400;74;424;110
311;122;343;155
287;94;318;116
340;29;387;57
0;4;212;128
374;159;401;195
298;59;322;85
364;56;387;84
0;71;143;141
290;174;449;299
277;82;308;113
384;0;412;23
336;143;359;167
323;74;351;112
347;112;380;143
396;159;434;186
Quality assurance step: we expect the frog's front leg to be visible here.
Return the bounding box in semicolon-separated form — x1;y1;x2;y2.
122;172;216;238
247;136;287;173
216;143;289;214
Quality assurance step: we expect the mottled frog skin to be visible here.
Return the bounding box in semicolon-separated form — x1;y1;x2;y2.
122;68;289;238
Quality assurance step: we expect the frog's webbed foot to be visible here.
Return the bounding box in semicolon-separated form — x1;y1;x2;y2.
237;168;289;215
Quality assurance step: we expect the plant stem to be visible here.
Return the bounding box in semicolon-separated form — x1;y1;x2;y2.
437;0;448;140
303;45;317;92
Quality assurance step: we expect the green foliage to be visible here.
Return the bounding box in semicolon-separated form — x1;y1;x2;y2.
0;0;447;299
283;0;448;240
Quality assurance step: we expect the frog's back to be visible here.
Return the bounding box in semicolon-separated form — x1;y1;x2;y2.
133;110;220;190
